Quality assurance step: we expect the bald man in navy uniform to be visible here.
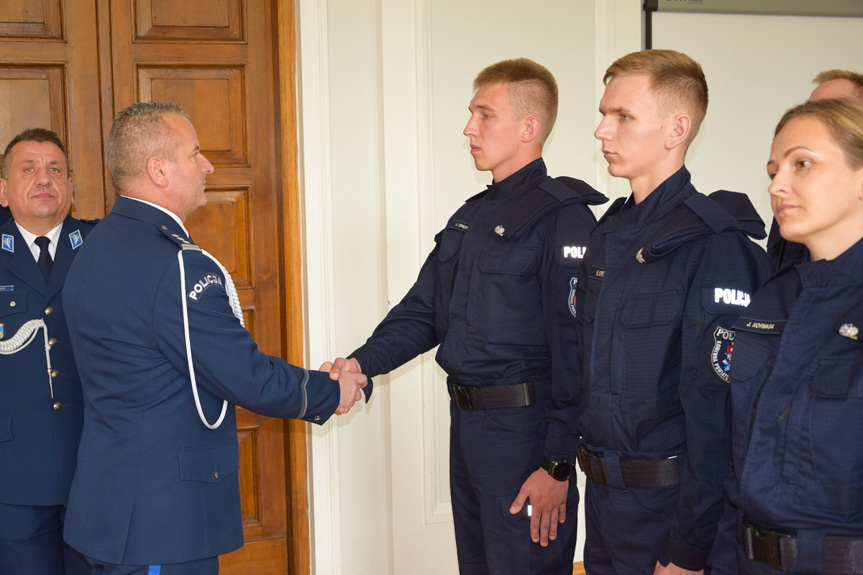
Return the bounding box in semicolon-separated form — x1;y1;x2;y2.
0;128;92;575
62;102;367;575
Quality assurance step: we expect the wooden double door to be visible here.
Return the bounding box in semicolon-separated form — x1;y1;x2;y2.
0;1;310;573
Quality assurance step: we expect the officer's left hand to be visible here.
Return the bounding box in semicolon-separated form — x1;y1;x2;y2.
509;468;568;547
654;561;703;575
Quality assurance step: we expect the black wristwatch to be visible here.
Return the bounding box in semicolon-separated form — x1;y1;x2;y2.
541;457;574;481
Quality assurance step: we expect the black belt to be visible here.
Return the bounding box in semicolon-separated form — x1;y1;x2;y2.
446;380;534;410
742;519;863;574
577;444;680;488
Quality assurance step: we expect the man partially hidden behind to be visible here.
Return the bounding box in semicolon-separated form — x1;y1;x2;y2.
62;102;367;575
577;50;771;574
0;128;92;575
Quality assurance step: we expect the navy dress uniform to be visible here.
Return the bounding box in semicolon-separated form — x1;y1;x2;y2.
349;159;606;575
0;215;94;575
730;237;863;575
575;167;771;574
61;197;341;571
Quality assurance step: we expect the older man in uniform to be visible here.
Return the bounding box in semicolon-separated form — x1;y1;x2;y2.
62;102;367;575
0;128;92;575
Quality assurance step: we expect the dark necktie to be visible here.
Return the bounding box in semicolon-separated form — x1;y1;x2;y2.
34;236;53;282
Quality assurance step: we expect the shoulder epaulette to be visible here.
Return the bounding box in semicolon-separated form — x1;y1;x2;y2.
497;176;607;239
636;190;765;264
158;225;200;251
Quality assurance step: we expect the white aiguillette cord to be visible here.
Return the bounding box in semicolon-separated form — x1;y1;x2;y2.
0;319;55;398
177;245;245;430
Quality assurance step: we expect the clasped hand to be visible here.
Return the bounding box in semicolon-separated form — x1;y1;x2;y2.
319;357;366;415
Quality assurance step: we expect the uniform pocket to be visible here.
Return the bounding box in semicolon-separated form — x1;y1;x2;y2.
620;291;684;398
470;248;544;345
0;289;27;319
178;443;239;484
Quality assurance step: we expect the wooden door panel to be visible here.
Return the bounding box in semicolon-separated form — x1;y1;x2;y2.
0;0;62;38
136;0;246;41
0;66;66;151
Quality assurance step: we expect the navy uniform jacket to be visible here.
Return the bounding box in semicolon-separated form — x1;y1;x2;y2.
62;197;340;565
576;167;771;568
730;237;863;536
351;159;606;460
0;215;94;506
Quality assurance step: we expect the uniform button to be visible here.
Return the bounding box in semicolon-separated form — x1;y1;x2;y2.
44;306;55;315
48;338;58;347
9;301;15;307
313;415;321;421
53;402;62;411
161;225;168;230
50;369;60;379
214;471;219;479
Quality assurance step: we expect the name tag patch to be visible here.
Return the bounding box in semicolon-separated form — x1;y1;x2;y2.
187;273;224;301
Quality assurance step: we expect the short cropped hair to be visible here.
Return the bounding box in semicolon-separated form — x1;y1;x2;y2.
604;49;708;145
107;101;189;191
2;128;69;178
813;69;863;102
775;98;863;171
474;58;559;145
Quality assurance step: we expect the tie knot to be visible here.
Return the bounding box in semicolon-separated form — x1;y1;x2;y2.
35;236;51;251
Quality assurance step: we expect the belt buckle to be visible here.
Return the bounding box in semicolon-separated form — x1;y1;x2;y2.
746;521;792;571
449;383;472;409
577;445;609;486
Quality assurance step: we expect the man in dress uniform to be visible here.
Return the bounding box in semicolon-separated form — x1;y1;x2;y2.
576;50;771;575
0;128;92;575
62;102;367;575
329;58;606;574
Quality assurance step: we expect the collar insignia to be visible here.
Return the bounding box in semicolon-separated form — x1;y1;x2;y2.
69;229;83;250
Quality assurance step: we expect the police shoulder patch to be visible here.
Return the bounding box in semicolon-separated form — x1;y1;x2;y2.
710;325;735;383
187;272;225;302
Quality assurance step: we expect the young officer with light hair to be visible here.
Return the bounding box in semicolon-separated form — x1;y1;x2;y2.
576;49;771;575
328;58;606;574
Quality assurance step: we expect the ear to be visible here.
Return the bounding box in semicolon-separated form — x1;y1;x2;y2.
0;178;7;208
521;116;542;144
68;178;75;206
665;113;692;151
146;156;169;188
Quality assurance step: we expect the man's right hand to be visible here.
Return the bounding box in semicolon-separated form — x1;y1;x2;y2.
319;358;366;415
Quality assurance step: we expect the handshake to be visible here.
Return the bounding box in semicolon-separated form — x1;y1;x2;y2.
319;357;367;415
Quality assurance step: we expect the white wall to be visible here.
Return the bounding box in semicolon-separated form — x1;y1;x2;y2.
296;1;863;573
